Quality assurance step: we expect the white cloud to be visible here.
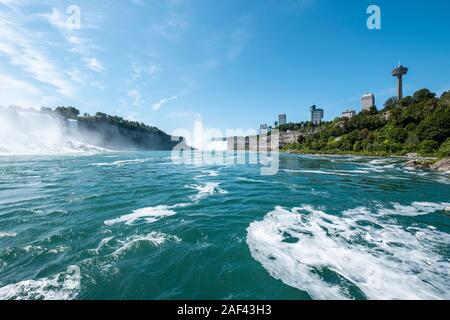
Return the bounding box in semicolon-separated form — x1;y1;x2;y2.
0;73;51;108
130;62;161;80
152;96;178;111
85;58;104;73
203;18;250;70
0;0;26;10
168;110;201;119
0;13;75;97
152;0;190;41
127;89;142;106
39;8;104;73
39;8;71;31
90;80;105;90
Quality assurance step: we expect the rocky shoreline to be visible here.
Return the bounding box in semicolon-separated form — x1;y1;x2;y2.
405;158;450;172
285;150;450;174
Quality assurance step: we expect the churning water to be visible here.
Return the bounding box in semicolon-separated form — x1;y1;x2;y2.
0;152;449;300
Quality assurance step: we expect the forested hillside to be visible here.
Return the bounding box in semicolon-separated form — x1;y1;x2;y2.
282;89;450;157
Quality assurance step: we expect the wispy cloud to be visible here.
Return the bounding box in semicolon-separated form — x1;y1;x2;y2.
128;89;142;106
203;17;250;70
151;0;190;42
168;110;201;119
38;8;72;31
130;62;161;80
152;96;178;111
0;73;51;108
85;57;104;73
0;11;75;97
39;7;105;74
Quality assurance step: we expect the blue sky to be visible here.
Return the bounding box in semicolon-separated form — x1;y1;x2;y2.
1;0;449;134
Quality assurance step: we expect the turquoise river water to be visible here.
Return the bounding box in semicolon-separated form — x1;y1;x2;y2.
0;152;449;300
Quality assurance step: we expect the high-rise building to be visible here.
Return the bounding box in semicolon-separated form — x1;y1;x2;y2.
361;93;375;111
342;109;356;119
310;105;324;124
278;114;287;126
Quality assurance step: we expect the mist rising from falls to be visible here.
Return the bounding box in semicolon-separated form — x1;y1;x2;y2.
0;107;107;155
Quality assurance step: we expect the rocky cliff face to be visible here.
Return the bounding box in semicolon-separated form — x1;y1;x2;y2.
78;120;183;151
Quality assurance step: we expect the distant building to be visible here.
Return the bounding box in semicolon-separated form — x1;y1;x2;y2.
361;93;375;111
259;124;269;135
342;109;356;119
278;114;287;126
310;105;324;124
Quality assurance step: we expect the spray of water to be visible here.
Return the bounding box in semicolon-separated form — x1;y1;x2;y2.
0;106;107;155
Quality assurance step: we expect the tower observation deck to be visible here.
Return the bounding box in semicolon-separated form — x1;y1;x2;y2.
392;65;408;100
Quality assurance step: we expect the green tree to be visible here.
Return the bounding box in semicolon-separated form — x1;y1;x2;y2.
384;97;398;110
55;106;80;119
413;88;436;102
419;140;439;156
438;138;450;158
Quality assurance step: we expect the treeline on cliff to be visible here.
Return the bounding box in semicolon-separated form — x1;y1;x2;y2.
281;88;450;157
42;106;182;151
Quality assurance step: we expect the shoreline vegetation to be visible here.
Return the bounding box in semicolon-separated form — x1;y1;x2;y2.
279;88;450;166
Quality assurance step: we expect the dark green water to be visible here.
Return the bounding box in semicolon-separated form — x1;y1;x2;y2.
0;152;449;300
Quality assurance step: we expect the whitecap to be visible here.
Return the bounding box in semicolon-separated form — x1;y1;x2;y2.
104;205;177;226
0;268;80;300
196;170;219;178
237;177;266;183
0;232;16;238
282;169;352;177
247;205;450;300
91;158;148;167
112;232;181;257
377;202;450;217
104;181;226;226
188;182;227;202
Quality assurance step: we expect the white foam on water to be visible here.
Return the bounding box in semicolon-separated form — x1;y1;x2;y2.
334;169;371;174
0;232;16;238
237;177;282;185
0;268;80;300
89;237;114;255
360;159;399;173
282;169;352;177
112;232;181;257
91;158;149;167
237;177;266;183
104;205;177;226
247;204;450;300
196;170;220;178
103;181;227;226
377;202;450;217
188;182;227;202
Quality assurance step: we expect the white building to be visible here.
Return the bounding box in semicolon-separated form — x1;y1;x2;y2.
278;114;287;126
361;93;375;111
342;109;356;119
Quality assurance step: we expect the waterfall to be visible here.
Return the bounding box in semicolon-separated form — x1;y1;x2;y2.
0;107;105;155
